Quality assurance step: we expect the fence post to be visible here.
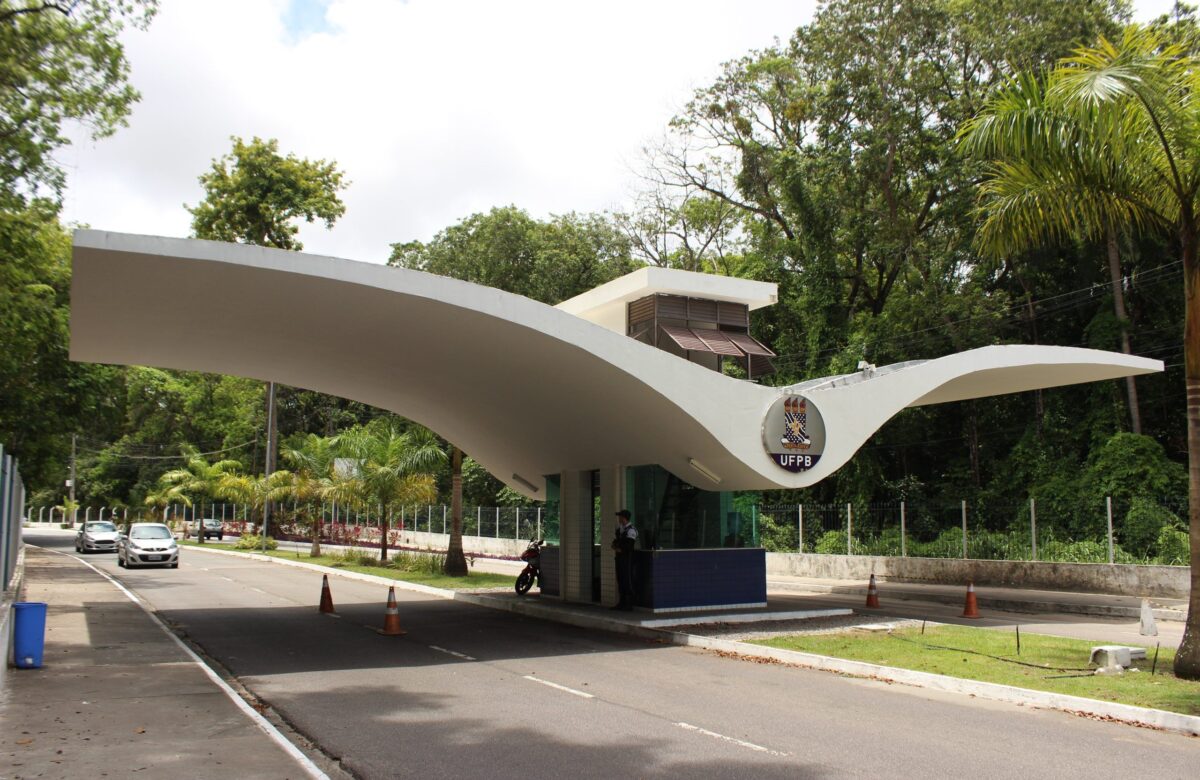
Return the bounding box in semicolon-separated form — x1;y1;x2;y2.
961;500;968;559
537;507;542;540
443;505;447;535
1030;497;1037;561
1106;496;1114;564
495;506;500;539
515;507;521;540
477;506;481;538
797;504;803;553
900;501;907;557
846;503;852;555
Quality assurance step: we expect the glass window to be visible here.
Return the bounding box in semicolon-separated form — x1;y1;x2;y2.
625;464;757;549
86;522;116;532
131;525;172;539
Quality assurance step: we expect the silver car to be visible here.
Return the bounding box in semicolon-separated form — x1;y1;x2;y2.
117;523;180;569
75;521;120;554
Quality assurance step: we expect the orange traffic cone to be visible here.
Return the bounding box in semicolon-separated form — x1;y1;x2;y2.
319;574;336;614
962;582;980;618
865;573;881;608
378;586;406;636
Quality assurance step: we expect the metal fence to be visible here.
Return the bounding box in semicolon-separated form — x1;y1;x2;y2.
2;445;26;593
755;496;1190;565
23;495;1188;565
23;502;553;543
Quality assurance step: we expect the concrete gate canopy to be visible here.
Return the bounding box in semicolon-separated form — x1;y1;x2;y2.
70;231;1161;498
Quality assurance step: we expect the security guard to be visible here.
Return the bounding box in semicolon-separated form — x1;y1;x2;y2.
611;509;638;610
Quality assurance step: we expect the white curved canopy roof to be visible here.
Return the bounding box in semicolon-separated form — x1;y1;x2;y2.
70;231;1162;496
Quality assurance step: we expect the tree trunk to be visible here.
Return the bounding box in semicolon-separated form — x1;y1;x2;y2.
1174;234;1200;680
444;447;468;576
1107;228;1142;434
380;507;389;563
310;504;321;557
196;499;205;544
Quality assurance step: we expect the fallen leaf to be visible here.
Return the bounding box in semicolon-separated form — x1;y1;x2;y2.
16;738;33;745
134;728;145;734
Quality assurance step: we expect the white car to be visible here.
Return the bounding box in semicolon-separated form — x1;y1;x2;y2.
75;521;120;553
117;523;179;569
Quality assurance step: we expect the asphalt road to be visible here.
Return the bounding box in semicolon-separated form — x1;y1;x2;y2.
31;533;1199;779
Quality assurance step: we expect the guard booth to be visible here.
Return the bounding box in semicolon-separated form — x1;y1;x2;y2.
538;269;777;611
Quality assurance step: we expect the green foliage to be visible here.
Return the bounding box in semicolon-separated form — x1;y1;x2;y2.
1155;524;1190;566
0;0;157;206
390;206;637;304
187;136;347;250
1121;497;1182;559
814;530;848;555
234;533;277;551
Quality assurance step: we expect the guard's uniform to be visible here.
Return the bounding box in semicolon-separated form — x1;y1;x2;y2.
613;521;638;610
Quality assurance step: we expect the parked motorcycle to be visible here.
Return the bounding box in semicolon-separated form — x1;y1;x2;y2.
515;539;544;595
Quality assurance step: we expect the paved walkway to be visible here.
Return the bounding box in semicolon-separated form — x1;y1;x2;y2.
0;546;331;780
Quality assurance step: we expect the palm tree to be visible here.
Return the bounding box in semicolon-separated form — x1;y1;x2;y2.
958;25;1200;678
159;450;243;545
278;434;340;556
335;423;445;562
219;470;292;540
143;485;190;531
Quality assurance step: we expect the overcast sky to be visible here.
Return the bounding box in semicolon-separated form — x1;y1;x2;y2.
60;0;1179;264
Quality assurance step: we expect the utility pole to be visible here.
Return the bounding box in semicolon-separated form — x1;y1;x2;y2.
261;382;277;552
68;433;77;526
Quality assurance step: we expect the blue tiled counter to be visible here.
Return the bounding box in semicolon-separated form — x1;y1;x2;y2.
538;545;560;597
633;548;766;611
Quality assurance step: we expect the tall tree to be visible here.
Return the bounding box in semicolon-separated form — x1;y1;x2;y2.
187;136;347;251
0;0;157;207
187;135;348;537
959;25;1200;678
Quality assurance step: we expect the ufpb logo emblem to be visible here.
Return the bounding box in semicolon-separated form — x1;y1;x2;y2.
762;394;826;472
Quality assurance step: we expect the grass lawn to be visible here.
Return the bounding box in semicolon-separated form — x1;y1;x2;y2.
180;541;516;590
752;625;1200;716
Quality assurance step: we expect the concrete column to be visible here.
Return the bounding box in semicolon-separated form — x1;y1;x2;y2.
558;470;593;603
598;465;626;608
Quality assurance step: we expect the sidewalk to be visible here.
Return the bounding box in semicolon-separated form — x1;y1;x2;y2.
0;546;329;780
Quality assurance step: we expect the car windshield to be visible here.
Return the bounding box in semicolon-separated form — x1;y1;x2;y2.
86;522;117;533
130;526;172;540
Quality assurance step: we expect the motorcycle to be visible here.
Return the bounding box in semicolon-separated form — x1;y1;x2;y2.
515;539;544;595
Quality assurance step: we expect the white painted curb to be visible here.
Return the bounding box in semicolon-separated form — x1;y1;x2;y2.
187;544;1200;737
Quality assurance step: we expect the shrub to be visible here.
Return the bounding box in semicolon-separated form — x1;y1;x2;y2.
814;530;848;555
1121;498;1180;559
235;534;277;551
1153;525;1189;566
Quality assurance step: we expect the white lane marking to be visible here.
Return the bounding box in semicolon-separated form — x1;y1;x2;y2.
35;545;330;780
676;722;790;757
428;645;476;661
523;675;594;699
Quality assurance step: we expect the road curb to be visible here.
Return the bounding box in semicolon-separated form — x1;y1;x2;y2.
186;544;1200;737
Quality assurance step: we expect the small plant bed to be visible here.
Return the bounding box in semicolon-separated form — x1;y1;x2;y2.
184;541;515;590
751;624;1200;716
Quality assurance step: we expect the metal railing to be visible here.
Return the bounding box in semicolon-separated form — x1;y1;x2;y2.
2;445;26;593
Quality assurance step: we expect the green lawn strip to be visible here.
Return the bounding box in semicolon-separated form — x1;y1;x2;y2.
751;625;1199;716
180;541;515;590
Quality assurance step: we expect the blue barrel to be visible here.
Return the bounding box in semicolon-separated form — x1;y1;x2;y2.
12;602;48;669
